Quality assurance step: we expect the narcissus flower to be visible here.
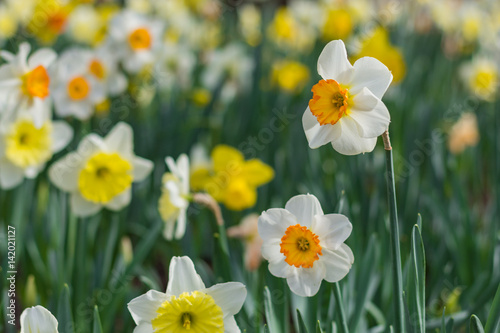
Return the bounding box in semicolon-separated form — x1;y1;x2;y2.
272;60;310;93
258;194;354;297
128;256;246;333
159;154;190;240
227;213;263;271
0;42;56;128
21;305;58;333
303;40;392;155
448;112;479;154
0;114;73;189
190;145;274;211
48;122;153;217
460;57;498;102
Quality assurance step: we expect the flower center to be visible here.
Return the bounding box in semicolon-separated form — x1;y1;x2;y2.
6;119;52;168
128;27;152;50
78;152;133;203
67;76;90;100
89;59;106;80
21;65;50;99
47;11;67;33
308;79;350;126
280;224;322;268
151;291;224;332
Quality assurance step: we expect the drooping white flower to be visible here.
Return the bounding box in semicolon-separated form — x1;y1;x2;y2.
51;48;106;120
303;39;392;155
158;154;190;240
48;122;153;217
20;305;59;333
258;194;354;297
0;112;72;189
128;256;246;333
107;10;163;74
0;42;56;128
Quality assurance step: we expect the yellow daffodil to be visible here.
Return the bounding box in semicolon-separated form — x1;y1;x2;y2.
271;60;310;94
190;145;274;211
322;8;354;41
460;57;498;102
27;0;74;44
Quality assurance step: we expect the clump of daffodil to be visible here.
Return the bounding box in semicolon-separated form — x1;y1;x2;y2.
258;194;354;297
27;0;75;44
448;112;479;154
460;57;498;102
159;154;191;240
190;145;274;211
271;60;310;94
128;256;246;332
48;122;153;217
351;26;406;84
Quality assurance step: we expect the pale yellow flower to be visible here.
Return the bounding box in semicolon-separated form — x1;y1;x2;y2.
448;112;479;154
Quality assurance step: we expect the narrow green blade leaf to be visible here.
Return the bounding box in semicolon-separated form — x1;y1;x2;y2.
57;284;74;333
485;283;500;333
316;320;324;333
469;315;485;333
296;309;309;333
264;286;281;333
441;307;446;333
406;223;426;333
93;306;103;333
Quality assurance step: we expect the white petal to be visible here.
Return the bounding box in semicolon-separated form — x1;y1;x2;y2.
48;152;81;192
286;264;325;297
18;43;31;71
77;134;104;158
70;192;102;217
28;48;57;69
302;107;341;149
166;256;205;296
321;244;354;283
284;194;323;227
127;290;167;325
165;156;178;175
163;219;176;240
204;282;247;316
317;40;354;82
0;159;24;189
311;214;352;250
20;305;58;333
51;121;73;153
223;316;241;333
104;122;133;154
133;156;153;182
261;242;283;263
133;322;153;333
105;189;131;211
174;209;187;239
268;258;295;278
350;56;393;99
349;88;390;138
258;208;297;242
108;72;128;96
330;117;378;155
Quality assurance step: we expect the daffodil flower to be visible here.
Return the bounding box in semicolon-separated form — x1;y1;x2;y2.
258;194;354;297
128;256;246;333
20;305;59;333
48;122;153;217
159;154;190;240
0;42;56;129
303;39;392;155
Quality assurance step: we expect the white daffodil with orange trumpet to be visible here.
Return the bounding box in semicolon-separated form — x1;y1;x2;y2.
128;256;246;332
258;194;354;297
303;40;392;155
48;122;153;217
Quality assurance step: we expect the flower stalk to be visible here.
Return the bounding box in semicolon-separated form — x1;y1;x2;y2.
382;130;406;332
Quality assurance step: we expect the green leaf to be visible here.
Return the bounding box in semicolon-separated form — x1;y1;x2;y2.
406;223;426;333
469;315;485;333
57;284;74;333
316;320;324;333
93;306;103;333
485;283;500;333
296;309;309;333
264;286;281;333
441;308;446;333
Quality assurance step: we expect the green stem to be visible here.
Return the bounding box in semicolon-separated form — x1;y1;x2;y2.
382;131;406;333
333;282;349;333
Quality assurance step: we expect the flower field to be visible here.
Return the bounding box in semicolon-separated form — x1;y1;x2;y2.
0;0;499;332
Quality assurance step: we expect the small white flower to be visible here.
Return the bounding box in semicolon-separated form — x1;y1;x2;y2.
158;154;190;240
0;42;56;128
107;10;163;74
303;39;392;155
20;305;59;333
51;48;106;120
90;44;128;96
155;42;196;92
258;194;354;297
0;113;72;189
128;256;246;333
48;122;153;217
